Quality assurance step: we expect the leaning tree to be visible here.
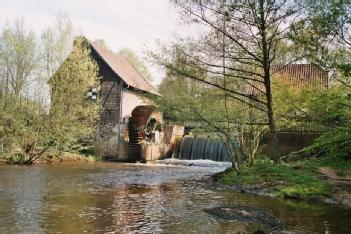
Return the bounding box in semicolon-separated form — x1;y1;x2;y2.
153;0;305;161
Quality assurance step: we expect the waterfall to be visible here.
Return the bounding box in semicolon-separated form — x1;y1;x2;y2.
179;137;193;159
172;137;238;162
190;137;208;160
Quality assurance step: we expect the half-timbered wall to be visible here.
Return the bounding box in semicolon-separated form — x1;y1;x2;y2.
91;47;123;157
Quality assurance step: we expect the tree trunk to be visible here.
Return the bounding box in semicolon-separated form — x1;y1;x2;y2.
259;0;279;162
223;135;241;174
265;81;279;162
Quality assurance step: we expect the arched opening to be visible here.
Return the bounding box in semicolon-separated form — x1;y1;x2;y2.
127;105;156;161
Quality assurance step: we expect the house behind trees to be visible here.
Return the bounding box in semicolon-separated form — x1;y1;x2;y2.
272;64;328;90
262;64;329;156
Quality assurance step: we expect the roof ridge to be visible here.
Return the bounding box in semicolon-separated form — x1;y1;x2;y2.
89;40;159;95
116;52;158;93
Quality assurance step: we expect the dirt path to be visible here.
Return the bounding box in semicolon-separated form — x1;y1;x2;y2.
320;167;351;182
319;167;351;208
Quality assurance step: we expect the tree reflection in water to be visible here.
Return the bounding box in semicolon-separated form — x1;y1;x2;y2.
0;162;350;233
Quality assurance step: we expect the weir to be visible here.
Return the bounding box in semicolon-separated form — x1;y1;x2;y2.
172;136;239;162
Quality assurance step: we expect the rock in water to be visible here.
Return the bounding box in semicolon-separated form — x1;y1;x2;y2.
204;206;281;229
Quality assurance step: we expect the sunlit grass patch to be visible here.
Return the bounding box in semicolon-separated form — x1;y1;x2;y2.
214;158;330;199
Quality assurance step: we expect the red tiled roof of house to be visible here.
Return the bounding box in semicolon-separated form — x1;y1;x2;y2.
246;64;328;95
271;64;328;89
90;41;159;95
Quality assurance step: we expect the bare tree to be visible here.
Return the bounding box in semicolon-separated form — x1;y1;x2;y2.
38;14;74;106
154;0;303;160
41;13;74;77
0;19;37;98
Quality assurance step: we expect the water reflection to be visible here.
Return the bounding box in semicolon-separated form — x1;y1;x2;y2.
0;166;50;234
0;162;350;233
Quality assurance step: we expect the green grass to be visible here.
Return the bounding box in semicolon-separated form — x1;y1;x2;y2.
214;158;331;199
77;148;101;161
52;151;100;163
306;156;351;171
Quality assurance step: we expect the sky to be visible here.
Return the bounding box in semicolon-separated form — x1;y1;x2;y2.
0;0;194;85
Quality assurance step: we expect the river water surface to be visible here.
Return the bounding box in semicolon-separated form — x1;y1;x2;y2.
0;162;350;233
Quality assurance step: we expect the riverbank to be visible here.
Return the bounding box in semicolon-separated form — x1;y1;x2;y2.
0;152;98;165
213;156;351;208
1;161;350;233
52;152;97;163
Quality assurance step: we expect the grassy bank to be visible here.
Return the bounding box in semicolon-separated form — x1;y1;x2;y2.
1;151;100;165
54;152;99;163
214;156;351;200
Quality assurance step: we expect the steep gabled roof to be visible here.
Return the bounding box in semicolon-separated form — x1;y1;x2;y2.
90;41;159;95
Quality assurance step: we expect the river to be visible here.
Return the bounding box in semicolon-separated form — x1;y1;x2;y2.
0;162;350;233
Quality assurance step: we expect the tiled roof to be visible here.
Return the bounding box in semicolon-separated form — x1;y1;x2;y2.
271;64;328;89
246;64;328;95
90;41;159;95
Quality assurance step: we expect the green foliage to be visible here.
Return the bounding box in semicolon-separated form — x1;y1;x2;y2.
272;70;351;161
300;86;351;160
290;1;351;83
272;76;324;130
312;129;351;161
0;19;38;96
41;13;74;78
50;38;100;152
0;94;54;163
215;158;330;199
155;45;269;169
0;20;51;163
285;1;351;163
0;18;100;164
308;156;351;171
